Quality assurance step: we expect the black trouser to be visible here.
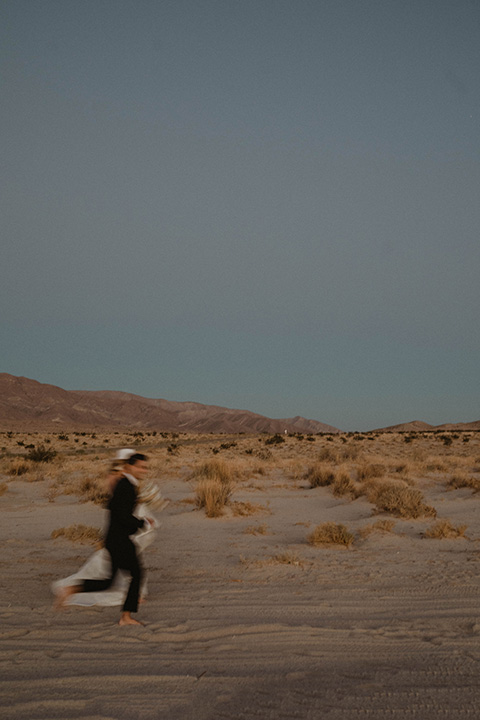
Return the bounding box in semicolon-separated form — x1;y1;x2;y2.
82;539;143;613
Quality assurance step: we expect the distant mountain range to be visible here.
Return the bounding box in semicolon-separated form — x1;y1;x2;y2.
371;419;480;432
1;374;477;434
0;374;340;434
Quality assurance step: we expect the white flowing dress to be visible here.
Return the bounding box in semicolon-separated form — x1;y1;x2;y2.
52;494;162;607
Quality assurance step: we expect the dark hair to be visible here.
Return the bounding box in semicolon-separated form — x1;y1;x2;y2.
126;453;148;465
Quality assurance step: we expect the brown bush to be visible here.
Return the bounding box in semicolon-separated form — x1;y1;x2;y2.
358;519;396;538
193;459;235;517
0;482;7;496
424;519;468;539
307;522;354;548
243;523;268;535
51;524;103;544
317;447;339;463
332;472;358;498
364;480;436;519
231;501;267;516
305;463;336;488
356;463;385;482
447;473;480;493
78;476;110;505
7;459;31;477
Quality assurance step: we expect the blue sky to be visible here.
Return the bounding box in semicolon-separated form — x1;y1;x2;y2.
1;0;479;430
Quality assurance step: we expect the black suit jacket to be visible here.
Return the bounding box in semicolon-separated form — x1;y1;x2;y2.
105;475;145;552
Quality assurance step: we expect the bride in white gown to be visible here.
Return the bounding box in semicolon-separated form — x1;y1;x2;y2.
52;453;168;608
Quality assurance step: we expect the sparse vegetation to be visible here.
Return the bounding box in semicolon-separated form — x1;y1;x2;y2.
424;519;468;539
243;523;268;535
265;434;285;445
231;501;267;516
271;551;301;565
192;459;235;517
307;522;354;548
332;471;358;498
364;480;436;519
51;524;103;544
7;459;31;476
356;463;385;482
358;519;396;538
27;444;57;463
448;473;480;493
305;463;336;488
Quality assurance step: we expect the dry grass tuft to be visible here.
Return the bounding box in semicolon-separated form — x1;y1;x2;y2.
339;444;362;461
358;519;396;538
7;459;31;477
305;463;336;488
424;519;468;539
243;523;269;535
356;463;385;482
423;458;447;473
231;501;268;516
51;524;103;544
317;447;339;463
193;459;235;517
78;476;110;505
364;480;436;519
447;473;480;493
307;522;354;548
332;471;358;498
270;551;302;565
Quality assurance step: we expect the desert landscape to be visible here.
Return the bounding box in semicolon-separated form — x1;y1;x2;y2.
1;426;480;719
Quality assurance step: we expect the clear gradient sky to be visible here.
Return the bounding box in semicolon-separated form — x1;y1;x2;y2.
1;0;479;430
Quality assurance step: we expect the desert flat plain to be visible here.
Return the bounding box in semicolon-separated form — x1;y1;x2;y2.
1;429;480;719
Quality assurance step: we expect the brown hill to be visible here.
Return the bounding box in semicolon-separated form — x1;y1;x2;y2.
0;374;340;434
372;419;480;433
372;420;436;433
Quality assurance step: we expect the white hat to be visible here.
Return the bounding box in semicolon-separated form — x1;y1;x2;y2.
114;448;136;461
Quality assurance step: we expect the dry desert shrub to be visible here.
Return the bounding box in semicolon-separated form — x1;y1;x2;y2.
271;551;302;565
339;444;362;461
243;523;268;535
78;476;110;505
332;471;359;498
27;444;57;463
51;524;103;544
191;458;235;482
356;463;385;482
231;500;268;516
365;480;436;519
193;459;234;517
447;473;480;493
317;447;339;463
422;458;447;473
424;519;468;539
307;522;354;548
7;459;31;477
392;461;414;477
358;519;396;538
305;463;336;488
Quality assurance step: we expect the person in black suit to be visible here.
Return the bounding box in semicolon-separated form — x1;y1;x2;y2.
56;453;152;626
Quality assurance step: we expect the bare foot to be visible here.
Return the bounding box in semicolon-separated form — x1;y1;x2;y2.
54;585;80;610
139;596;146;605
118;612;144;626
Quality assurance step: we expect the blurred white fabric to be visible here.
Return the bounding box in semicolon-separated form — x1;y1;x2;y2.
52;502;160;607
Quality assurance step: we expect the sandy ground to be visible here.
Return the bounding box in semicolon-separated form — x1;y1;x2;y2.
1;433;480;719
